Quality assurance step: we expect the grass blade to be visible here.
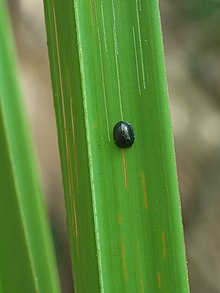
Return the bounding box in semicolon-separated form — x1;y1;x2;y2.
0;1;60;292
44;0;190;292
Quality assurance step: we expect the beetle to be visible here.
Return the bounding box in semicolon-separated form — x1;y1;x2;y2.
113;121;135;148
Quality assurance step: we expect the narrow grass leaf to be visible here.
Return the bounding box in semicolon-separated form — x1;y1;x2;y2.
0;1;60;292
44;0;190;292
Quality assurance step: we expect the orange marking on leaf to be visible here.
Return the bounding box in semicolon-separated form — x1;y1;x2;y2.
122;149;128;189
117;212;121;225
121;237;127;282
157;272;161;288
162;231;166;257
141;172;148;209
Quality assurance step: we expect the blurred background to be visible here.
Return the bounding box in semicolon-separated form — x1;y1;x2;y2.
7;0;220;292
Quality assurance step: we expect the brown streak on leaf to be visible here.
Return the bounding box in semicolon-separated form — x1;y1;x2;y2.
157;272;161;288
121;237;126;282
122;149;128;189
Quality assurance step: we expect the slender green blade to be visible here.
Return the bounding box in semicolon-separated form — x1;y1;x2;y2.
0;111;37;293
44;0;190;292
0;1;60;292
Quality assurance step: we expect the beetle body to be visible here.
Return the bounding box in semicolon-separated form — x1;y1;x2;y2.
113;121;135;148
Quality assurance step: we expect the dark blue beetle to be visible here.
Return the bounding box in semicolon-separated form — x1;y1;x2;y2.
113;121;135;148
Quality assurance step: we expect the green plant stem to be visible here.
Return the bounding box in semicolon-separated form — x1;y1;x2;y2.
44;0;190;292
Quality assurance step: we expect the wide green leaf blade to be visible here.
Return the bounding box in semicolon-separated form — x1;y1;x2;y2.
0;1;60;292
44;0;190;292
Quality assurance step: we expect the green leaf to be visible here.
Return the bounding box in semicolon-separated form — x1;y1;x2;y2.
44;0;190;292
0;1;60;292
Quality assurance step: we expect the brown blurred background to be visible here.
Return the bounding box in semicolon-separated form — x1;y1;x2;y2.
7;0;220;292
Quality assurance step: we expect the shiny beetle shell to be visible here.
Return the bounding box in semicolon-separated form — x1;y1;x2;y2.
113;121;135;148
